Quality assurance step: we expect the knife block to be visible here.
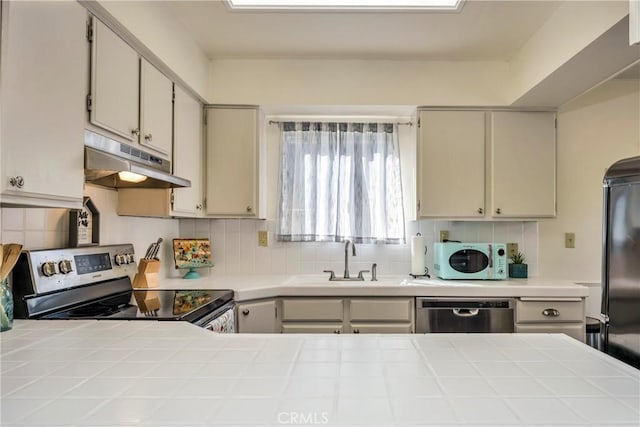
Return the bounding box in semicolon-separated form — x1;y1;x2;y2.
133;259;160;288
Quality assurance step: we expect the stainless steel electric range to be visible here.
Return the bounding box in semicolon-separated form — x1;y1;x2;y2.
11;244;235;331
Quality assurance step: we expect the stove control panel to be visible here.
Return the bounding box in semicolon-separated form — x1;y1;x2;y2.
23;244;138;295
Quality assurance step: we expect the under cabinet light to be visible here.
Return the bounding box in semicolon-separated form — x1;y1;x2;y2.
118;171;148;183
225;0;464;12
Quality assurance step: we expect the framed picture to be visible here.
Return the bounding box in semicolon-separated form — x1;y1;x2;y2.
68;197;100;247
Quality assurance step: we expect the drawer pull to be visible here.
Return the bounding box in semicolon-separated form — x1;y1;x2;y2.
542;308;560;317
453;308;479;317
242;309;250;316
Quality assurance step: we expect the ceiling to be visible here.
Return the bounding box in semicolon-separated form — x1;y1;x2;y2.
164;0;564;61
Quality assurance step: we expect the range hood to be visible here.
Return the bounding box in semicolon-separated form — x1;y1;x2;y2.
84;130;191;189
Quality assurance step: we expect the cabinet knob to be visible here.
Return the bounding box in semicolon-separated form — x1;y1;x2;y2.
333;329;341;334
542;308;560;317
131;128;140;136
353;328;360;334
242;309;250;316
477;208;483;214
495;208;502;215
144;134;153;142
196;204;203;210
246;206;253;213
9;176;24;188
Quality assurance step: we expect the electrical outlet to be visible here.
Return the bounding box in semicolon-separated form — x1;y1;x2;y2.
440;230;450;242
258;230;268;247
565;232;575;249
506;243;518;259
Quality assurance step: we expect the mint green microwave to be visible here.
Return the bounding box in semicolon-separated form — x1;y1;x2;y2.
433;242;507;280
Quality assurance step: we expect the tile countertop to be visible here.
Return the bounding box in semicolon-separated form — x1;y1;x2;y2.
155;274;590;301
1;320;639;426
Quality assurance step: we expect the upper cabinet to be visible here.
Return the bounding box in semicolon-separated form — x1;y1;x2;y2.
417;109;556;219
139;60;173;157
418;111;486;217
172;86;204;216
490;111;556;218
205;106;261;218
89;18;139;143
89;18;172;160
0;1;87;208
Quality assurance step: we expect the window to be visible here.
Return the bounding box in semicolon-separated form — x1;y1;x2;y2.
276;121;405;244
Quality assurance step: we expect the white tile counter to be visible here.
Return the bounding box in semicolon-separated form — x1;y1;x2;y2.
2;320;639;426
156;274;589;301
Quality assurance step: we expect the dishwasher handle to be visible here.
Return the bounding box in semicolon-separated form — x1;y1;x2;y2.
453;308;480;317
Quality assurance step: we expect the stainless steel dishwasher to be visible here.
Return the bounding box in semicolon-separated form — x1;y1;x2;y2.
416;298;515;333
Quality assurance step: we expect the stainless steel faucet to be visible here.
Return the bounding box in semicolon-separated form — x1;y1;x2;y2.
323;239;371;281
344;239;356;278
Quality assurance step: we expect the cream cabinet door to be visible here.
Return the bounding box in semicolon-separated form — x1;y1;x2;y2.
516;324;585;342
418;110;485;217
172;86;203;216
490;112;556;217
281;324;344;334
90;18;139;142
281;298;344;322
140;60;173;159
205;106;258;217
350;298;414;322
237;300;278;333
1;1;86;208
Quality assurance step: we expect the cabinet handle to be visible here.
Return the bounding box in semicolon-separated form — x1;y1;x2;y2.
477;208;483;214
131;128;140;137
495;208;502;215
242;309;250;316
196;204;203;210
246;206;253;213
9;176;24;188
333;329;341;334
542;308;560;317
144;134;153;142
353;328;360;334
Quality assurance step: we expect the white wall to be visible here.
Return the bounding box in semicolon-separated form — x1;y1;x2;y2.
97;0;210;99
507;1;629;103
538;78;640;281
208;59;510;105
178;218;537;278
1;185;179;278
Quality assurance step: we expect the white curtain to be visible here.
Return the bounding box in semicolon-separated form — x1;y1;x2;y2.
277;122;405;244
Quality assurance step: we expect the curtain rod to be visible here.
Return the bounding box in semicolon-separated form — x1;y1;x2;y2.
268;120;413;127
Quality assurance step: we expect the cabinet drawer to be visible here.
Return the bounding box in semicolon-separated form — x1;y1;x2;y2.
516;323;585;342
281;323;343;334
350;298;413;322
281;299;343;321
350;323;413;334
516;299;583;323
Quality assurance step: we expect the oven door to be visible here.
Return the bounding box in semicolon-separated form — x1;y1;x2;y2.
195;301;235;333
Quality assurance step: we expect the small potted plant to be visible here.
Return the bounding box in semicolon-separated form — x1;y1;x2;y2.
509;252;528;278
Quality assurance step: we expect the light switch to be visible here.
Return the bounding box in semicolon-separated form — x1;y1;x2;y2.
565;232;575;249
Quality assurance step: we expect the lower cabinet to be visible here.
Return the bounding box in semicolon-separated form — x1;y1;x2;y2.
236;299;278;333
515;298;585;342
279;297;414;334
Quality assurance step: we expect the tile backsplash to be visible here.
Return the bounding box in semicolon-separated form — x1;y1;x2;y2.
178;218;539;278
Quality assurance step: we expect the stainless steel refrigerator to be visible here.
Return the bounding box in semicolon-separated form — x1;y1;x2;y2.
601;155;640;369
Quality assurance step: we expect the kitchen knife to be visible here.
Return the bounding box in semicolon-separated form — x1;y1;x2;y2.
150;238;163;259
144;242;155;259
